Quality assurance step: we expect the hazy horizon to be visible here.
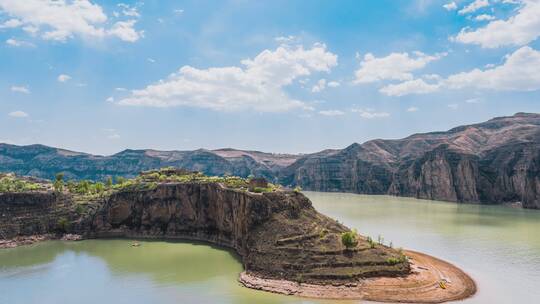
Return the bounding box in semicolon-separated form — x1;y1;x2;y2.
0;110;536;156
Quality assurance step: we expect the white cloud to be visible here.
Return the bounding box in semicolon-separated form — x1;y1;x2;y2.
147;58;156;63
106;96;114;102
443;2;458;10
380;78;440;96
407;106;419;112
327;81;340;87
108;20;142;42
174;9;184;15
117;44;338;112
448;103;459;109
384;46;540;96
275;35;297;43
10;85;30;94
8;110;28;118
57;74;71;82
475;14;496;21
446;46;540;91
319;110;345;116
5;38;34;47
312;79;326;92
354;51;445;83
0;18;21;28
352;108;390;119
454;0;540;48
458;0;490;15
0;0;142;42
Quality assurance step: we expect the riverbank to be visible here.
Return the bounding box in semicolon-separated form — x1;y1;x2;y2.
239;250;476;303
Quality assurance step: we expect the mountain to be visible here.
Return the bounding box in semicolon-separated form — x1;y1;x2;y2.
281;113;540;209
1;113;539;208
0;144;300;182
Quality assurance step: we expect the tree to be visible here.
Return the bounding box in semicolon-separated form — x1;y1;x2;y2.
54;172;64;193
341;229;358;249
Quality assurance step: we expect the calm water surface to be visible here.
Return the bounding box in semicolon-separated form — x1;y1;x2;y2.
1;192;539;304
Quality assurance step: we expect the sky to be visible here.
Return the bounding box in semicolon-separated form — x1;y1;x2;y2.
0;0;539;156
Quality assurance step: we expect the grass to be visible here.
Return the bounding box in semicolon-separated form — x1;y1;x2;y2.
0;168;282;197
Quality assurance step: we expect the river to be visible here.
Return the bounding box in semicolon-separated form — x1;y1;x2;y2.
1;192;539;304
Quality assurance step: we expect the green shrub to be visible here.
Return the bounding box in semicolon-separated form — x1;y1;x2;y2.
387;254;408;265
293;186;302;193
341;229;358;249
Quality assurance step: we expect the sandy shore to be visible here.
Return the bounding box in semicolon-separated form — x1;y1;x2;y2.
239;250;477;303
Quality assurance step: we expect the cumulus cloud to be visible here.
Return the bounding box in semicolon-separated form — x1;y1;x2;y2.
446;46;540;91
0;0;143;42
10;85;30;94
385;46;540;96
352;108;390;119
319;110;345;116
407;106;419;112
8;110;28;118
458;0;490;15
454;0;540;48
443;2;458;10
380;78;440;96
312;79;327;92
354;51;445;83
57;74;72;82
117;44;338;112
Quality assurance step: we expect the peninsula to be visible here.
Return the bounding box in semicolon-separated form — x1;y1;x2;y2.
0;169;476;303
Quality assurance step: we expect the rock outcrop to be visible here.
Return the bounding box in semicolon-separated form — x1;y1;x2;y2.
1;113;539;208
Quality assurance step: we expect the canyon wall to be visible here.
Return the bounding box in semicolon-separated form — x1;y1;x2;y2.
1;113;539;208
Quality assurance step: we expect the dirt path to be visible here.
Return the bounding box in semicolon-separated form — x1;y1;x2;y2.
239;250;477;303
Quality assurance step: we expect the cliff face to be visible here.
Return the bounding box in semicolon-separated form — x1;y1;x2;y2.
1;113;539;208
0;181;409;284
282;113;540;209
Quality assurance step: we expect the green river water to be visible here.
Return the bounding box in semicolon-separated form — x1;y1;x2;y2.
1;192;539;304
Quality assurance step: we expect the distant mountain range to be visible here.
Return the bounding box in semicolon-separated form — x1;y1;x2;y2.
1;112;539;209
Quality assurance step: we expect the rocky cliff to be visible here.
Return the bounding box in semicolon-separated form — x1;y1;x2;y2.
1;113;539;208
282;113;540;209
0;172;409;284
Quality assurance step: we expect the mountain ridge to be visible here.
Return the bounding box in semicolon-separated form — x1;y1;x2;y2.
2;112;539;208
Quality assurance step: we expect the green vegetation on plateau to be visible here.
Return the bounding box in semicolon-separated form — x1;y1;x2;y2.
0;174;45;193
0;167;282;196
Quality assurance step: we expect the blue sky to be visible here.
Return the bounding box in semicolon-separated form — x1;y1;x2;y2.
1;0;539;155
